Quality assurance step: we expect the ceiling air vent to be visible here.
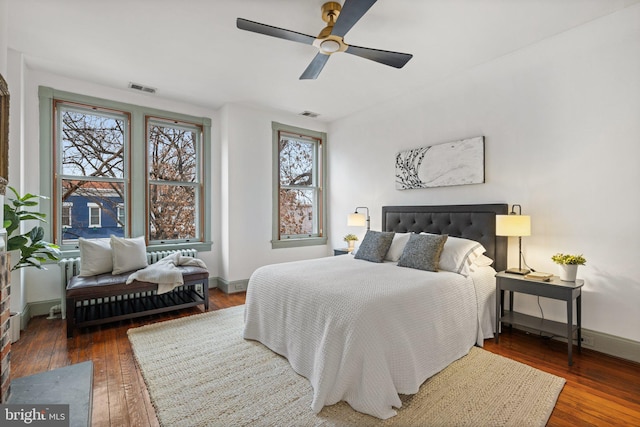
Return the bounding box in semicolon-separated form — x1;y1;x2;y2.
299;111;319;118
128;82;157;94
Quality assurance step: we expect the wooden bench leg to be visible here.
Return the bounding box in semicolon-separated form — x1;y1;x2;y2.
66;298;75;338
203;281;209;311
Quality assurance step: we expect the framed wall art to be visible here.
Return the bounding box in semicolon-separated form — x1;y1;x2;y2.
395;136;484;190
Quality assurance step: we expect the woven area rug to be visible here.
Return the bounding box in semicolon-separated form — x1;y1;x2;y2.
128;305;565;427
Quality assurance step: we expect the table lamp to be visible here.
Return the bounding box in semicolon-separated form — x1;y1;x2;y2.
347;207;370;230
496;204;531;275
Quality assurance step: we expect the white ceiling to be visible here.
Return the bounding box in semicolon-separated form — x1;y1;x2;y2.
7;0;639;122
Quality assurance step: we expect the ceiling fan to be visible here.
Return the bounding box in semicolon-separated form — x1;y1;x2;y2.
236;0;413;80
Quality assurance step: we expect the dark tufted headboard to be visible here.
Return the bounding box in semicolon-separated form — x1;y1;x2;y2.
382;204;508;272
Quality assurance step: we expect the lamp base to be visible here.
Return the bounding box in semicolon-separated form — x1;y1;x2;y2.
505;267;531;275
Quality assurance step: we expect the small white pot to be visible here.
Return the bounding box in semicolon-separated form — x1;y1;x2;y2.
558;264;578;282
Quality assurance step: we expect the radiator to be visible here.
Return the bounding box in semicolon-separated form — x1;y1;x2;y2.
58;248;199;319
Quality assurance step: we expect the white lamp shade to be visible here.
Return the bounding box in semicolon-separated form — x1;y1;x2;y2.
496;215;531;237
347;213;367;227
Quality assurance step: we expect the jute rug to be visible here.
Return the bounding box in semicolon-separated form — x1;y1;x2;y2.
128;305;565;427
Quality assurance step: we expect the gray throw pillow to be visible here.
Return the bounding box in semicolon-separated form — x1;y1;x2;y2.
354;230;395;263
397;233;448;272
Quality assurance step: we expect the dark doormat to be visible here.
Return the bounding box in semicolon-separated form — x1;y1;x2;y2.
7;361;93;427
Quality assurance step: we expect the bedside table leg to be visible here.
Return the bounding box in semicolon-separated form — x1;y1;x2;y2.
495;288;502;343
577;294;582;353
567;299;573;366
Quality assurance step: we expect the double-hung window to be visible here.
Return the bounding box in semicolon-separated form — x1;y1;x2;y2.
61;202;73;228
147;117;202;243
56;102;128;242
272;122;327;248
42;86;212;253
87;203;102;228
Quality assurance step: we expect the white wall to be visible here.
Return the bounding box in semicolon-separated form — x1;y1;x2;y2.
0;0;6;75
329;6;640;342
10;67;221;310
220;104;329;283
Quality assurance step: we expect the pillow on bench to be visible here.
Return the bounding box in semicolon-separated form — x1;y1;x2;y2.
110;235;148;274
78;236;149;276
78;238;112;277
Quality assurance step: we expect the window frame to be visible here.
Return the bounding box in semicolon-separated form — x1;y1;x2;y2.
116;203;124;228
39;86;213;257
54;100;129;243
271;122;327;249
87;203;102;228
61;202;73;228
146;116;204;244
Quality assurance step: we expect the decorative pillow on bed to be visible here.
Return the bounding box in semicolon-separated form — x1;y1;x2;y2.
110;235;148;275
384;232;411;262
354;230;395;263
397;233;448;271
422;233;486;276
78;238;113;277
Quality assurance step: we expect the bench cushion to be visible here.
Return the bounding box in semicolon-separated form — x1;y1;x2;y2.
66;265;209;299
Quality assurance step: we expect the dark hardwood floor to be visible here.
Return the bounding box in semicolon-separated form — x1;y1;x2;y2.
10;289;640;426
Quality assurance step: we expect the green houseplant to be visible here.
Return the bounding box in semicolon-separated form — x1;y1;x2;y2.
551;253;586;265
3;186;60;271
343;233;358;251
551;253;586;282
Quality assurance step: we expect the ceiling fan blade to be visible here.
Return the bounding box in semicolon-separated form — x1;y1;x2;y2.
300;53;331;80
236;18;316;45
331;0;377;38
345;44;413;69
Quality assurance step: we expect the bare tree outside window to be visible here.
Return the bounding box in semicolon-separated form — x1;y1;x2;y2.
147;120;201;241
58;105;127;243
278;134;318;237
47;90;211;251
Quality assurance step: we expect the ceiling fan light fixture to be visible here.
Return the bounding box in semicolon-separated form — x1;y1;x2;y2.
236;0;413;80
320;39;341;54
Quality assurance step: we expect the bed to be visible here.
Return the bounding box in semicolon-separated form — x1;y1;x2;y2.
243;204;508;419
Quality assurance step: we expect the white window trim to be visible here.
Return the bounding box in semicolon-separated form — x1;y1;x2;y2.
62;202;73;228
87;202;102;228
117;203;124;228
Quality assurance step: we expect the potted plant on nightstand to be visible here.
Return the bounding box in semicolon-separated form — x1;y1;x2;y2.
343;233;358;252
551;253;586;282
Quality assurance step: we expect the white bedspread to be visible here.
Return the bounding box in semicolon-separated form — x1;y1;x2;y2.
243;255;496;419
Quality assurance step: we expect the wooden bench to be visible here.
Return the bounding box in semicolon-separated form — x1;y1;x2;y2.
66;265;209;337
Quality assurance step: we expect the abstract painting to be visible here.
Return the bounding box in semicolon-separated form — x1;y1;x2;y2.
395;136;484;190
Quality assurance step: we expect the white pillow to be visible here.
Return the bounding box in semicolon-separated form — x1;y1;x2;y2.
110;235;148;275
423;233;486;276
469;254;495;273
473;254;494;267
78;238;113;276
385;232;411;262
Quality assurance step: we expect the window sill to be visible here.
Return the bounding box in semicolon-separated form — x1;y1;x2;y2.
271;237;327;249
59;241;213;259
